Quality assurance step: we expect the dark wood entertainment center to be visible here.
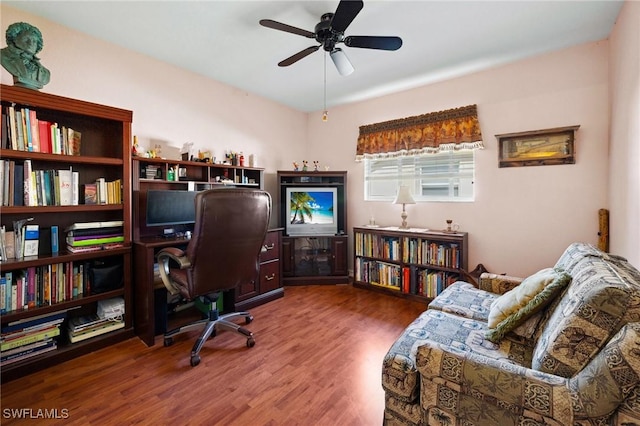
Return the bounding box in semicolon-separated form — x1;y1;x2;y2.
277;170;349;285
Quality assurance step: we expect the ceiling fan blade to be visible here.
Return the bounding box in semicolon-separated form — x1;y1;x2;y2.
259;19;315;38
344;36;403;51
278;45;321;67
330;0;364;33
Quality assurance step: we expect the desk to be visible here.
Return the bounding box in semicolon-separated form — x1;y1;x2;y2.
133;229;283;347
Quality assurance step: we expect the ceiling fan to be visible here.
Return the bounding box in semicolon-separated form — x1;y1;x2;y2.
259;0;402;76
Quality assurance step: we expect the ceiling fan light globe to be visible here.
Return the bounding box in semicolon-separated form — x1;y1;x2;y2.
330;48;354;76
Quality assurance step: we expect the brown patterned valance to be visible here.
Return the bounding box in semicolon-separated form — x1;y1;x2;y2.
355;104;484;160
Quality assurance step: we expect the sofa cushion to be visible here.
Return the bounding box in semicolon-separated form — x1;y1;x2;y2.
382;309;533;403
427;281;496;321
487;268;570;328
429;281;547;340
568;323;640;421
485;268;571;343
554;242;618;274
532;256;630;377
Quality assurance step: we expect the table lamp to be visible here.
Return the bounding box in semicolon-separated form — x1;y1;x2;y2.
393;185;416;229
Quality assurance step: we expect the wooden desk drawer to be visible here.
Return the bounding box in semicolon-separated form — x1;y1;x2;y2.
260;231;280;262
259;260;280;293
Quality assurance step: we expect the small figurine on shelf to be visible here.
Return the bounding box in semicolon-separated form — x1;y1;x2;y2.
302;160;308;172
293;162;299;171
313;161;319;172
132;136;139;157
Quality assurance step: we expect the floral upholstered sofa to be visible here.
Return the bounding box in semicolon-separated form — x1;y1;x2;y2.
382;243;640;425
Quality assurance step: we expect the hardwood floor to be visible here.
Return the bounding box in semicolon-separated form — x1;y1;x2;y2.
1;285;426;425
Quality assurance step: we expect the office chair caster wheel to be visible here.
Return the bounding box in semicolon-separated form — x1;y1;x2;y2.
245;315;253;325
247;337;255;348
164;337;173;347
190;355;201;367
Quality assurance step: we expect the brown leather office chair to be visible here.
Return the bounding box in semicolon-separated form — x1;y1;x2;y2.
157;188;271;367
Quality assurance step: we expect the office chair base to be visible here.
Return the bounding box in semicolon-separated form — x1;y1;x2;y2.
163;311;256;366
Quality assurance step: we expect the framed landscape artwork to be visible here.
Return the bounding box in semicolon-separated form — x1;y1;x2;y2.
496;125;580;167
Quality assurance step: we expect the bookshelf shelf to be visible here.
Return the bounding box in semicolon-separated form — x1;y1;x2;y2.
353;226;468;302
0;288;126;323
0;149;124;165
0;84;133;382
1;204;124;214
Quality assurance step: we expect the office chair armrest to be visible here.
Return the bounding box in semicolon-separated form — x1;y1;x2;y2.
157;247;192;295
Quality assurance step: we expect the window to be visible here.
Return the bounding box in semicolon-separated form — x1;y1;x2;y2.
364;150;475;202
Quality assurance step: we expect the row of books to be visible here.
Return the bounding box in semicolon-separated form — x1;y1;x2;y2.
1;310;66;366
413;268;459;298
402;239;461;268
0;160;122;207
0;221;61;261
354;258;461;297
67;298;125;343
65;220;124;253
1;104;81;155
354;232;402;261
0;160;77;207
1;262;93;314
354;259;402;290
85;178;123;205
1;298;126;365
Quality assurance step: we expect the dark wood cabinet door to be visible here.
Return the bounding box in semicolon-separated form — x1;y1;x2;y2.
281;238;294;277
331;236;348;276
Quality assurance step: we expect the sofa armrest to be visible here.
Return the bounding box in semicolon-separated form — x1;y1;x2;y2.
416;322;640;424
478;272;523;294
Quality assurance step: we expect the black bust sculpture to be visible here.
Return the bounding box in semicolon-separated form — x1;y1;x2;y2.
1;22;50;90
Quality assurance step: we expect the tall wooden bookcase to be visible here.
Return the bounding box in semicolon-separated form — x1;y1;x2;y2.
353;226;468;302
0;84;134;381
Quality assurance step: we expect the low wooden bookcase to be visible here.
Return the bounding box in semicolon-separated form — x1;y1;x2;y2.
353;226;468;302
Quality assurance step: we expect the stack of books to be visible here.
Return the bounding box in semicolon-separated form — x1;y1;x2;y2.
65;220;124;253
67;297;125;343
1;310;66;366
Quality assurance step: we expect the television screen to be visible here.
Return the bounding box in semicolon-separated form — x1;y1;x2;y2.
146;190;197;227
286;187;338;236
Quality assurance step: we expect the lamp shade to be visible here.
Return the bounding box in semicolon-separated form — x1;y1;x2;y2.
330;48;354;76
393;185;416;205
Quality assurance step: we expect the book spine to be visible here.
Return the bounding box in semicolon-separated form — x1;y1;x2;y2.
8;105;17;150
72;171;79;205
51;226;59;254
66;236;125;247
28;109;40;152
0;277;6;314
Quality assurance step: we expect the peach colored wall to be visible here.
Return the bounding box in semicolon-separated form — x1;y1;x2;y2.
608;0;640;267
308;42;611;277
3;5;635;276
1;6;307;228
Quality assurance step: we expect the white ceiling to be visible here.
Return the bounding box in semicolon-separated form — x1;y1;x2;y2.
5;1;624;113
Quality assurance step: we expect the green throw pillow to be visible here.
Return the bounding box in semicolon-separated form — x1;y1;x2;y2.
485;268;571;343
